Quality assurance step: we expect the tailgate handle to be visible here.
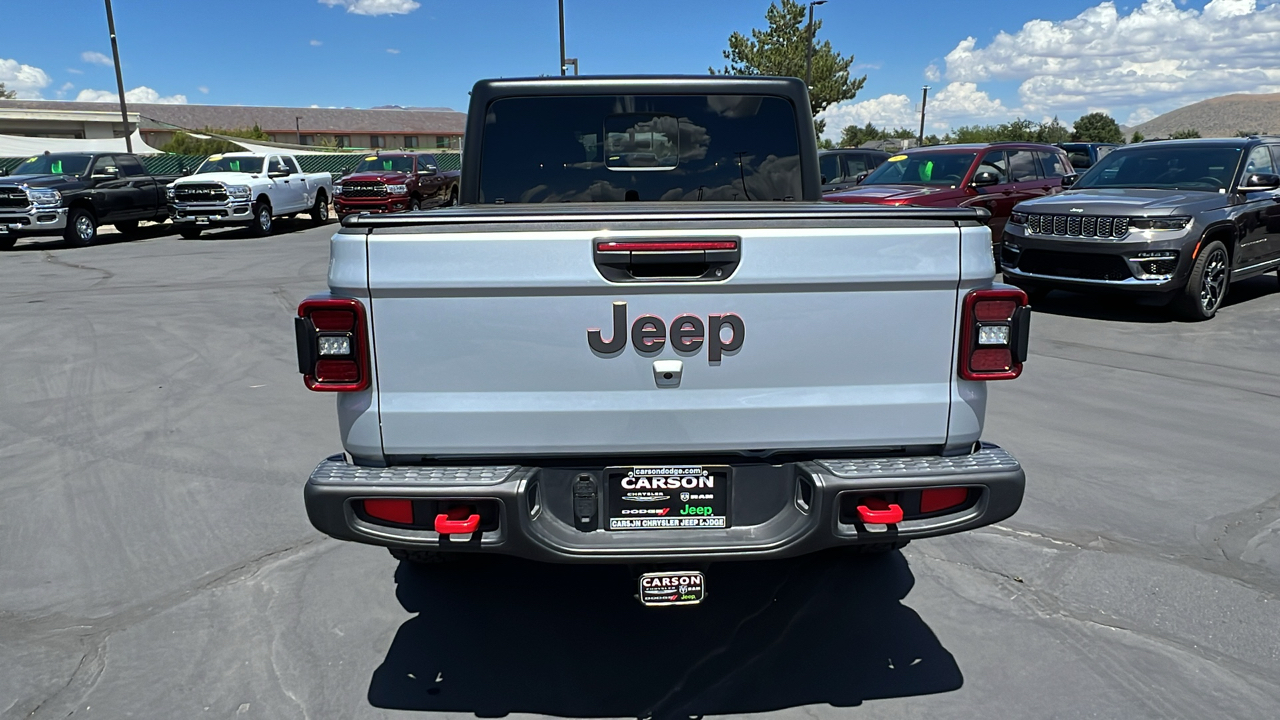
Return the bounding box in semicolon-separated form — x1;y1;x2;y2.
594;238;740;282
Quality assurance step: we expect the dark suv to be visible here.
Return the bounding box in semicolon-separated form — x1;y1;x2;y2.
1002;137;1280;320
818;148;890;193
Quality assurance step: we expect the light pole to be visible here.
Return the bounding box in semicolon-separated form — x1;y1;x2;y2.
559;0;566;76
917;86;930;147
103;0;132;152
296;116;302;145
804;0;827;91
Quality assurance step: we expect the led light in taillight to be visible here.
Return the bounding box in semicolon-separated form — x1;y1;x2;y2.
959;288;1030;381
977;325;1010;345
317;335;351;356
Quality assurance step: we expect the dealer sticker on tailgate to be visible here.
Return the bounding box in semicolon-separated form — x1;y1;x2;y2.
606;465;729;530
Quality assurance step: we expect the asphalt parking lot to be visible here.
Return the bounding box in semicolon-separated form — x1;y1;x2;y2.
2;222;1279;720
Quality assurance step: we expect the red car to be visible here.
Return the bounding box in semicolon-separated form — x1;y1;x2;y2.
333;152;460;218
824;142;1074;257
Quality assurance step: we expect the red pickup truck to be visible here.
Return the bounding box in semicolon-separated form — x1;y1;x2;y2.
332;152;459;218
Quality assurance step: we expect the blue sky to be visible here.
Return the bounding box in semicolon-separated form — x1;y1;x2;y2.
4;0;1280;138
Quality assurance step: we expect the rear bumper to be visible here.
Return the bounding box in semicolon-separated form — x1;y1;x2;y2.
304;444;1025;563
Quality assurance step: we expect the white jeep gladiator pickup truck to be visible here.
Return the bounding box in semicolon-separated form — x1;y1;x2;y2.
167;152;332;238
296;77;1030;606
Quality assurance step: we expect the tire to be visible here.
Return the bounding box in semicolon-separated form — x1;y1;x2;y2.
389;548;463;565
0;236;17;251
311;193;330;224
250;201;273;237
1173;240;1229;321
63;207;97;246
408;198;421;212
113;219;139;235
448;187;459;206
179;228;202;240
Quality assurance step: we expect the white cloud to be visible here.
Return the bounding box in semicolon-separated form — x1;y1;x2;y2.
386;48;400;54
1125;107;1158;126
310;39;323;46
319;0;420;15
75;86;188;104
924;64;941;82
56;81;75;99
818;82;1011;140
66;68;83;75
0;57;51;98
942;0;1280;117
81;51;113;66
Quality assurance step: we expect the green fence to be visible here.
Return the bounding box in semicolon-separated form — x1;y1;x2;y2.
1;151;461;181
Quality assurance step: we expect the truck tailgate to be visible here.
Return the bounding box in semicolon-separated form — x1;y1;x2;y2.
360;208;966;458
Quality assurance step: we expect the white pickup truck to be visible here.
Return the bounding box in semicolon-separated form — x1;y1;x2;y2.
297;77;1030;606
167;152;332;238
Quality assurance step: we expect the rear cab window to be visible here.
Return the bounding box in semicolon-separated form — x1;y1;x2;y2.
478;94;803;203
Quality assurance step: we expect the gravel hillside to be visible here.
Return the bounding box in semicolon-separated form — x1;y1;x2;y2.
1132;93;1280;138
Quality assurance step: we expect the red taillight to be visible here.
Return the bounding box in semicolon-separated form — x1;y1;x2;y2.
364;498;413;524
959;288;1030;381
297;296;370;392
920;487;970;513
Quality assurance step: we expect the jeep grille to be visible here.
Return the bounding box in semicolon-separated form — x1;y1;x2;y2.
342;181;387;199
1025;214;1129;239
173;184;228;203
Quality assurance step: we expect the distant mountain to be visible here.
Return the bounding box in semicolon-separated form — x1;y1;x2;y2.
1131;93;1280;138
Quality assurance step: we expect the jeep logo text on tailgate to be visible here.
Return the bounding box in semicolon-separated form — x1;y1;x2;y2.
587;301;744;362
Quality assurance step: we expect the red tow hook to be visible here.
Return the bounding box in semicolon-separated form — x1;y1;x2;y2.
856;497;904;524
434;505;481;535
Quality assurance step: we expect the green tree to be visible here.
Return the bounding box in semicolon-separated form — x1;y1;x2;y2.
1035;117;1071;144
839;122;886;148
0;82;16;99
817;137;835;150
712;0;866;136
1170;128;1201;139
160;124;271;155
1131;130;1145;144
1072;112;1123;143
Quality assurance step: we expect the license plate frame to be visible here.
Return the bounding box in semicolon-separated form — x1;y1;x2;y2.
638;570;706;606
606;465;730;531
195;217;212;225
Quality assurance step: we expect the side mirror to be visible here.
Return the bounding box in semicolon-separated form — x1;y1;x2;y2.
1239;173;1280;192
971;170;1000;187
853;171;869;185
820;174;828;185
1061;173;1079;187
180;165;192;176
340;166;350;175
422;165;438;176
269;168;292;178
91;171;119;181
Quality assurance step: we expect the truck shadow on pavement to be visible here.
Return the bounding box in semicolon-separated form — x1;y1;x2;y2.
368;549;962;719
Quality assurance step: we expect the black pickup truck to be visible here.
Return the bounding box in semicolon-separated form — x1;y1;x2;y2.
0;152;179;249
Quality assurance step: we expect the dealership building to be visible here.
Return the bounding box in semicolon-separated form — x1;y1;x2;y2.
0;100;465;151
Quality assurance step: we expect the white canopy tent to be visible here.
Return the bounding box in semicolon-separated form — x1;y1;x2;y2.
0;131;162;156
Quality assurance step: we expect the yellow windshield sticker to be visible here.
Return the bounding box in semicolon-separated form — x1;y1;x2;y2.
27;156;37;162
208;154;223;161
888;154;908;162
365;155;378;161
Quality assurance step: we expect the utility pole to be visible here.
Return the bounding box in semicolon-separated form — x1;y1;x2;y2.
296;116;302;145
104;0;132;152
558;0;566;76
804;0;827;90
918;86;930;147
